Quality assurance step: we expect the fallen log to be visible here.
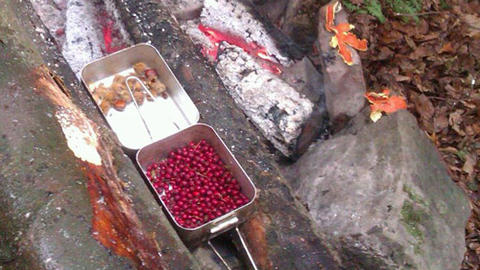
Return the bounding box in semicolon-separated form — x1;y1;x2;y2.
0;1;200;269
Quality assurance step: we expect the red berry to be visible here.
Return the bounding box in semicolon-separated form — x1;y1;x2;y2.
146;140;249;228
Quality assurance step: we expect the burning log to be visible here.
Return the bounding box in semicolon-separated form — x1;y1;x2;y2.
216;43;314;156
114;0;341;268
0;1;199;269
200;0;294;66
173;0;329;157
30;0;132;76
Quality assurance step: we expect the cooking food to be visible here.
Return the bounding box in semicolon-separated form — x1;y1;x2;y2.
91;62;168;114
145;140;250;228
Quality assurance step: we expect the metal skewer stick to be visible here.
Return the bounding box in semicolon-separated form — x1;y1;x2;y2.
125;76;154;141
208;240;233;270
232;227;258;270
207;222;258;270
125;76;181;134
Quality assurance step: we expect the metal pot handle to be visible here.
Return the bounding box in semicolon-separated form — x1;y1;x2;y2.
210;216;239;235
207;226;258;270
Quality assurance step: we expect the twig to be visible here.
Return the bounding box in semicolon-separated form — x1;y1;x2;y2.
394;11;443;17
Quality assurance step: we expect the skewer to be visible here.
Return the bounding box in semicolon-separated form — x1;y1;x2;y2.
125;76;154;141
125;76;181;141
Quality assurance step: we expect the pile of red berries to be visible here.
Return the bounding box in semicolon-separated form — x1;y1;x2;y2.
146;140;250;228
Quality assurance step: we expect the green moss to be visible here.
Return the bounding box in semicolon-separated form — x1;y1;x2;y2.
343;0;422;23
402;184;427;206
0;135;7;153
401;201;425;240
401;200;426;254
385;0;422;22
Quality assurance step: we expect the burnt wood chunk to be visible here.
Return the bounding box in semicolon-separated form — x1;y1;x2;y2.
113;0;342;269
0;1;200;269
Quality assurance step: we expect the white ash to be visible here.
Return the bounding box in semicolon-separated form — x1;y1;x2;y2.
216;44;313;156
180;20;215;53
30;0;67;46
201;0;292;66
62;0;105;76
30;0;132;78
157;0;204;20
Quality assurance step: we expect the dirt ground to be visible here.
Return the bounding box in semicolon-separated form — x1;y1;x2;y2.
345;0;480;268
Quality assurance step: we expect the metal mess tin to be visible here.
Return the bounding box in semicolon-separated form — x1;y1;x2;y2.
137;124;257;245
82;44;258;269
81;43;199;151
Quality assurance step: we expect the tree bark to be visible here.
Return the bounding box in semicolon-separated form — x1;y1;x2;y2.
0;1;200;269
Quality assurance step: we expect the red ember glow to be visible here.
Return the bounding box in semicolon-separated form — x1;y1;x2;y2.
198;24;282;74
99;12;126;54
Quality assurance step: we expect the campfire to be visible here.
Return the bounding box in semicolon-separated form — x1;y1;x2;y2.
2;0;471;269
31;0;328;158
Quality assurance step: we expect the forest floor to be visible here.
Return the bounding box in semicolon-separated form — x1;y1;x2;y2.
345;0;480;268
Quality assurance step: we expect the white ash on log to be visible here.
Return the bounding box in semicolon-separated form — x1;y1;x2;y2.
62;0;105;75
201;0;292;66
159;0;204;20
177;0;328;156
30;0;132;76
30;0;67;46
216;44;314;156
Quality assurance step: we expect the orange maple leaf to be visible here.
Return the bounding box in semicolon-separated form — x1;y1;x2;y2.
365;89;407;122
325;2;368;65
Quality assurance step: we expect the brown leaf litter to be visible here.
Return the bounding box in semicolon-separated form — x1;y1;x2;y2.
346;0;479;268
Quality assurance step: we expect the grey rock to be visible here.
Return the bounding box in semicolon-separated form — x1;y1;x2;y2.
280;56;325;104
316;3;366;129
288;110;470;270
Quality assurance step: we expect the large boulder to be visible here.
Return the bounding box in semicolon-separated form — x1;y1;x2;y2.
287;110;470;269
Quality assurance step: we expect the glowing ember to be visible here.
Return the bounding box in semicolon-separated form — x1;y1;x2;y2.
198;24;282;74
99;12;126;54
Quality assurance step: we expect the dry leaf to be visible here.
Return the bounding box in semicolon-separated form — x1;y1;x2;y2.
434;107;449;132
449;110;465;136
439;146;459;154
365;89;407;122
463;14;480;37
412;94;435;121
439;42;454;54
463;153;477;179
